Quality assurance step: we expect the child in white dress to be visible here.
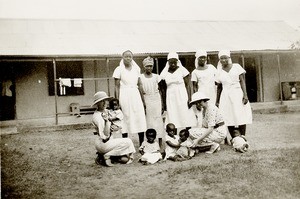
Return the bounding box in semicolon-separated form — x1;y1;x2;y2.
231;129;249;153
164;123;180;160
108;98;124;137
139;129;162;165
175;129;195;161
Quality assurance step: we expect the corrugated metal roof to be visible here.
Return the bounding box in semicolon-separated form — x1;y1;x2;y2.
0;19;299;56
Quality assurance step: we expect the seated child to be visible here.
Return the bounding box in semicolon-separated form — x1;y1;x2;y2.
231;129;249;153
139;129;162;165
173;129;196;161
108;98;124;137
164;123;180;160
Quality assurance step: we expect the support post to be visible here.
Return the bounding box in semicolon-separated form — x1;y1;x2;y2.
53;59;58;125
106;58;110;96
277;54;283;104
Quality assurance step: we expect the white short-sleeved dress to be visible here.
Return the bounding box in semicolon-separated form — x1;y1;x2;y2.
164;134;180;160
113;64;147;134
140;74;164;138
93;111;136;156
191;64;217;104
139;141;162;164
160;66;197;129
216;64;252;126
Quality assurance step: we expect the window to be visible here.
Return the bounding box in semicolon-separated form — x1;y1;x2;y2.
47;61;84;96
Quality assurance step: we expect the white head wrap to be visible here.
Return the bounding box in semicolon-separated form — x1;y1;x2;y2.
218;50;231;59
217;50;232;69
167;52;179;60
195;50;207;68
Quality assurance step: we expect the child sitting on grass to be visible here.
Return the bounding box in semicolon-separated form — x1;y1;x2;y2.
173;129;196;161
139;129;162;165
164;123;180;160
231;129;249;153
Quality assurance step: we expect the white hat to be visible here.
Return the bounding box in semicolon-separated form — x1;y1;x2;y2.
218;50;231;58
189;91;210;105
167;52;179;60
92;91;112;106
195;50;207;58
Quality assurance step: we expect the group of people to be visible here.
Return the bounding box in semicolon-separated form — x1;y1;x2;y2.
92;50;252;166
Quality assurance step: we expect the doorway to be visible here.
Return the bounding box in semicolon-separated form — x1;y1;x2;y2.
0;64;16;121
244;57;258;102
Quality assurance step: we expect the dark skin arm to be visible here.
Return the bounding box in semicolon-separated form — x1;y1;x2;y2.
114;78;120;100
216;83;222;107
183;74;191;103
239;73;249;104
159;80;167;111
166;140;181;148
192;81;198;94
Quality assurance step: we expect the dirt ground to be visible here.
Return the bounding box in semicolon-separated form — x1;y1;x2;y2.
1;112;300;199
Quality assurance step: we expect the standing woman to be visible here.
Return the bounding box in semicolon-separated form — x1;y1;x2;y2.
92;91;136;166
113;50;147;146
160;52;197;129
216;50;252;137
140;56;165;150
191;50;218;104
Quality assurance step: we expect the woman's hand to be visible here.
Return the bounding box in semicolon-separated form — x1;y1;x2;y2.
242;96;249;105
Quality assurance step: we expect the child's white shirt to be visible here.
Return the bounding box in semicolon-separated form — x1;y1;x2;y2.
165;134;180;159
232;136;247;149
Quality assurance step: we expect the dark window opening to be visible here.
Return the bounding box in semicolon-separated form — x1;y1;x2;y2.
47;61;84;96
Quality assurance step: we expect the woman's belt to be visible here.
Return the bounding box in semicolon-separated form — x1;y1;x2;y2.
214;121;225;129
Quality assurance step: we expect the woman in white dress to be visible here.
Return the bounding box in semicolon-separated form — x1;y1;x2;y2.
160;52;197;129
92;91;136;166
191;50;218;104
216;50;252;137
140;56;165;150
113;50;147;146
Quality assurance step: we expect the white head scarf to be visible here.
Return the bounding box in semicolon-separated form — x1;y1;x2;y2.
217;50;232;69
195;50;207;68
160;52;184;79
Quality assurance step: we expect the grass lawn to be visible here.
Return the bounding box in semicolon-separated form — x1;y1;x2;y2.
1;112;300;199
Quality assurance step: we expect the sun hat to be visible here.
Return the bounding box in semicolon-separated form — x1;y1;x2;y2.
92;91;112;106
167;52;179;60
189;91;210;106
143;56;154;67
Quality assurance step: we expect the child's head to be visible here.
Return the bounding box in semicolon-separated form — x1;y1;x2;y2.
166;123;176;136
146;128;157;143
179;129;190;142
233;129;241;138
109;98;120;110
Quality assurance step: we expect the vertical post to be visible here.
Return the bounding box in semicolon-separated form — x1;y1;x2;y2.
94;60;98;93
241;54;245;68
257;56;264;102
277;54;283;104
53;59;58;125
106;58;110;96
155;58;159;74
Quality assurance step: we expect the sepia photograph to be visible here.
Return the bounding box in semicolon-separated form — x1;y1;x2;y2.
1;0;300;198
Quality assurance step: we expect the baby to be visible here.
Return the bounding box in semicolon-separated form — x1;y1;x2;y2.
231;129;249;153
175;129;195;161
108;98;124;136
164;123;180;160
139;129;162;165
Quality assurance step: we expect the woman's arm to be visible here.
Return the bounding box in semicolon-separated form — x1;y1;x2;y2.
216;83;222;107
239;73;249;104
193;127;214;145
184;75;191;102
158;80;167;111
137;77;146;108
114;78;120;100
192;81;198;94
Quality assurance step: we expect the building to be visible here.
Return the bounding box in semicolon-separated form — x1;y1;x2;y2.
0;19;299;125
